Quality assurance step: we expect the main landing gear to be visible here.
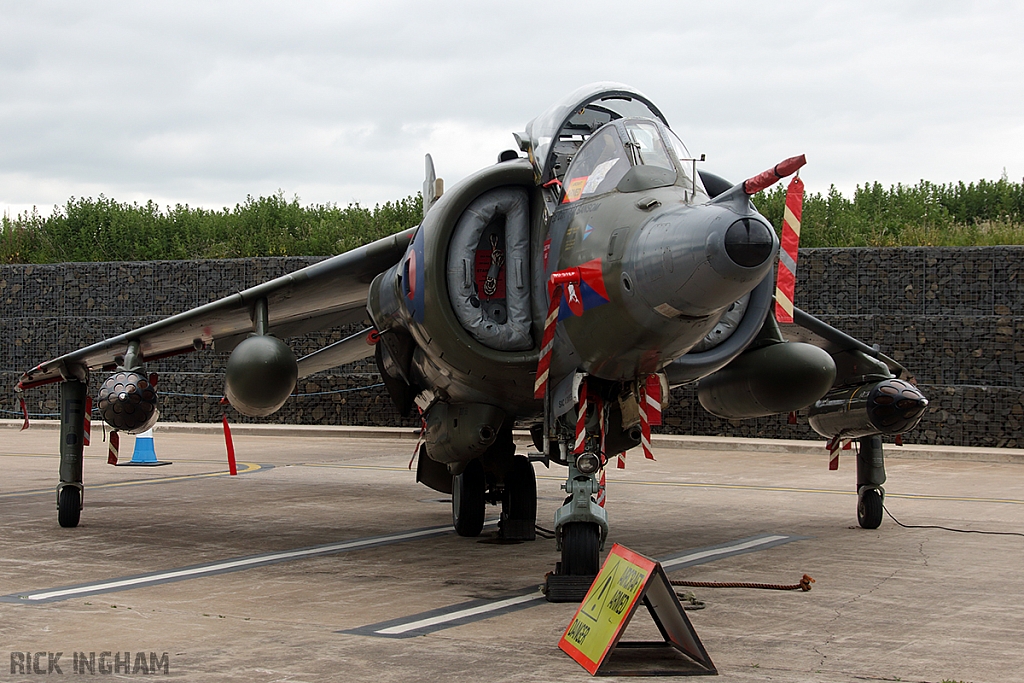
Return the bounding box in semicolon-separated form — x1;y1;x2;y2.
451;454;537;541
856;435;886;529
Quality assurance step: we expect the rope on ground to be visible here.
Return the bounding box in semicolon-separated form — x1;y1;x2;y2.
671;574;815;591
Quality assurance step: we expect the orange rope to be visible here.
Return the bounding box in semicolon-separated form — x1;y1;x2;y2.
671;574;815;591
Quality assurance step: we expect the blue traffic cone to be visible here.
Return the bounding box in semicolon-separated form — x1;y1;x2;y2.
119;428;172;466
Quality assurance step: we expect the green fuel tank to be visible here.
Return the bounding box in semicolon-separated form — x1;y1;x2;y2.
697;342;836;419
224;335;298;417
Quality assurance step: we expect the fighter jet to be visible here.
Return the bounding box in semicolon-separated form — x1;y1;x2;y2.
16;83;928;577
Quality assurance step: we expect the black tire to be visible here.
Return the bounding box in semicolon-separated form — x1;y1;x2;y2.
57;487;81;528
452;459;486;537
561;522;601;575
501;455;537;540
858;488;883;529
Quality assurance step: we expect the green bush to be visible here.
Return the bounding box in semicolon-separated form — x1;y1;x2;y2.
752;176;1024;247
1;192;422;263
4;177;1024;264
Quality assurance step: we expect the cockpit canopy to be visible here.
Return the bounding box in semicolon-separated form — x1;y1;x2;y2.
521;82;706;201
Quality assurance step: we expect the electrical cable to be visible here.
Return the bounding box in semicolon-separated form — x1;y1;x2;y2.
883;504;1024;538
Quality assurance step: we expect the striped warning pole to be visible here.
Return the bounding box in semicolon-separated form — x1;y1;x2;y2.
82;397;92;447
774;175;804;324
596;470;607;507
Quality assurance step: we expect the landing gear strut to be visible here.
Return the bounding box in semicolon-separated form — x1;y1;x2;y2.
857;435;886;529
57;378;88;528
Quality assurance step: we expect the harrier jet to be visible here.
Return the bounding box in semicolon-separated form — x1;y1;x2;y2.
17;83;927;577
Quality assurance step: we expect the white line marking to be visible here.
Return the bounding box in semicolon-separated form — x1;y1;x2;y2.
661;535;789;570
367;534;793;636
375;590;545;635
21;525;462;602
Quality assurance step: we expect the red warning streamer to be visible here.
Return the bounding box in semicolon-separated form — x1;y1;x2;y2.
19;396;29;431
222;415;237;476
774;175;804;324
220;397;237;476
533;268;581;399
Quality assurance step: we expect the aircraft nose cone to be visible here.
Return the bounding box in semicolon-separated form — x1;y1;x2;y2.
724;218;774;268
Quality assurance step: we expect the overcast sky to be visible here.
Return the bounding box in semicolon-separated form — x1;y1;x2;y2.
2;1;1022;217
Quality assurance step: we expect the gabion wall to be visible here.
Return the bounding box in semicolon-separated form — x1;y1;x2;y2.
3;247;1022;447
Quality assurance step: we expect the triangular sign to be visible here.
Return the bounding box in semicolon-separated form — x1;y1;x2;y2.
559;544;716;676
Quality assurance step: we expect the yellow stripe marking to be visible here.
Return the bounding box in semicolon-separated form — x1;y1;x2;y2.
775;289;794;315
0;462;263;499
784;206;801;235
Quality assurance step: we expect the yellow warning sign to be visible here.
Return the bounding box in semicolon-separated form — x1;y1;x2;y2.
558;544;655;674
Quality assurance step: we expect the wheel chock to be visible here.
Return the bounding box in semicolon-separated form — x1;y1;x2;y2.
545;571;597;603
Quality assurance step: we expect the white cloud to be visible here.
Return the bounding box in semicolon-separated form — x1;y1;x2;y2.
1;0;1022;214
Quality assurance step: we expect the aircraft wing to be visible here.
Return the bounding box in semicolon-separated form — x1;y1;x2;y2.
781;306;910;379
17;227;416;390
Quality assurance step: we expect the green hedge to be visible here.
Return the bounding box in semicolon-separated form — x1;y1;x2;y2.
752;177;1024;247
1;192;422;263
3;177;1024;263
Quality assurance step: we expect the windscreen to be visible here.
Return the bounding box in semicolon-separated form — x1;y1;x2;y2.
561;125;630;203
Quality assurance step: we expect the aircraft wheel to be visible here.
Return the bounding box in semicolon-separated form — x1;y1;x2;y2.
501;455;536;540
452;459;486;537
57;487;81;528
857;488;883;529
561;522;600;575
